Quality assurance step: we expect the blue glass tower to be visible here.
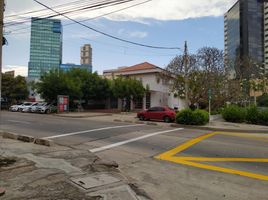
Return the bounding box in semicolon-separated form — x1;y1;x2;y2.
28;18;62;79
224;0;264;78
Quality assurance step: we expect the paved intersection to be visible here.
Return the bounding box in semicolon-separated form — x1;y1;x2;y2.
1;111;268;199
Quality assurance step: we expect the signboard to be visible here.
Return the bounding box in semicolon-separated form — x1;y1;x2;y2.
57;95;69;113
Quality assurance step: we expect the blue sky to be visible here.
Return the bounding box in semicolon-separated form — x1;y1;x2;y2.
3;0;236;76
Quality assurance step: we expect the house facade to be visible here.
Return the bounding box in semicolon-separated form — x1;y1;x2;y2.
103;62;186;111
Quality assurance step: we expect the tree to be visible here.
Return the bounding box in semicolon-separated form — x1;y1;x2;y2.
35;69;83;105
81;72;111;101
196;47;226;109
165;47;226;110
1;74;28;104
111;77;145;101
34;68;112;108
165;54;197;100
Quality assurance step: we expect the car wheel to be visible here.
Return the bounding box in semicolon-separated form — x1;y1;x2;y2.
139;115;145;121
163;116;171;123
45;109;50;114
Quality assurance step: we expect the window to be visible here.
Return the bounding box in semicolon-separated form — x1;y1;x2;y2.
156;107;165;112
148;107;157;112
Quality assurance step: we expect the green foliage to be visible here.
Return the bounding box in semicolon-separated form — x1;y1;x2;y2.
257;93;268;107
176;109;193;124
222;105;268;126
176;109;209;125
34;69;145;110
246;106;260;124
222;105;246;123
192;110;209;125
1;74;28;103
259;109;268;126
35;69;82;103
35;69;111;107
111;77;145;100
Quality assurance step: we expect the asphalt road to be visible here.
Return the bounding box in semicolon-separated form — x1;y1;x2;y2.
1;111;268;200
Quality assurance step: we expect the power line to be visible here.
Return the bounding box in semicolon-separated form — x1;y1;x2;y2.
5;0;152;35
32;0;180;50
6;0;117;18
5;0;136;27
64;0;152;26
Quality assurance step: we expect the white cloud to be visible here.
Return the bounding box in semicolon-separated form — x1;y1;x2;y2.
129;31;148;38
118;28;148;38
5;0;237;22
66;31;101;40
3;65;28;77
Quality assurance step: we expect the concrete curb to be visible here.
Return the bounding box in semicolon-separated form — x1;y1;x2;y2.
55;113;113;118
112;119;268;133
170;124;268;134
34;138;53;146
17;135;35;143
0;130;53;146
2;132;19;140
146;122;158;126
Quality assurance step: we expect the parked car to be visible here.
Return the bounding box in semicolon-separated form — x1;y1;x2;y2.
9;103;23;112
30;102;46;113
17;102;33;112
21;102;40;113
37;103;57;114
137;106;176;123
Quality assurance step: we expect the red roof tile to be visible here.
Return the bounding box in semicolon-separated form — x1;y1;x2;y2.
119;62;158;72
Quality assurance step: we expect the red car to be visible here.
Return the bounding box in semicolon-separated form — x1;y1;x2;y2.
137;106;176;123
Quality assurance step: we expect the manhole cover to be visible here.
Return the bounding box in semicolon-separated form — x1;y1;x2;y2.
71;174;121;190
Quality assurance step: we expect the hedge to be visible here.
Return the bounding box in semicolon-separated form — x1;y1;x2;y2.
246;106;260;124
222;105;268;126
257;93;268;107
222;105;246;123
176;109;209;125
259;109;268;126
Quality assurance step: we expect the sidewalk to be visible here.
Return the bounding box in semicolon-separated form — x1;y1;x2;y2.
55;112;268;133
56;112;113;118
0;136;151;200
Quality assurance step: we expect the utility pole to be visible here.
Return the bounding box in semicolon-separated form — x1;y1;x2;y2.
183;41;189;108
0;0;4;111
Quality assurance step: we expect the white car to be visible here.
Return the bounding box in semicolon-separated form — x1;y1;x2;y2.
17;102;34;112
9;103;23;112
30;102;46;113
38;103;57;114
22;102;39;113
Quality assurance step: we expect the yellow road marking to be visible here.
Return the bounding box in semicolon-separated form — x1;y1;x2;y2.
155;132;268;181
175;157;268;162
155;132;218;159
218;132;268;142
164;157;268;181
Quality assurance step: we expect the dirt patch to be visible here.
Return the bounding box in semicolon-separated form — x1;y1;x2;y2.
0;157;16;167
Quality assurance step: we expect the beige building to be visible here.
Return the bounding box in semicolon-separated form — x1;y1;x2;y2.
80;44;92;66
103;62;186;111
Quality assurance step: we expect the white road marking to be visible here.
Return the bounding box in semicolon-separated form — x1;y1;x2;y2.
7;120;31;124
90;128;184;153
42;124;146;139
